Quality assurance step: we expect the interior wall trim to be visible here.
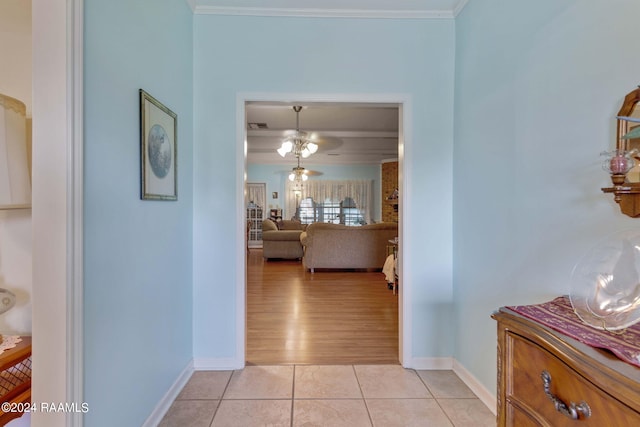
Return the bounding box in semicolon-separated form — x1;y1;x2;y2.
409;357;496;415
194;6;456;19
142;360;194;427
193;358;244;370
32;0;84;425
453;0;469;17
237;92;412;368
408;357;453;370
68;0;84;425
452;359;497;415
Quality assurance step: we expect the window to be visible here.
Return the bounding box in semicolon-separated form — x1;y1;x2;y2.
298;197;317;224
341;197;365;226
297;197;365;226
285;179;372;224
321;200;341;224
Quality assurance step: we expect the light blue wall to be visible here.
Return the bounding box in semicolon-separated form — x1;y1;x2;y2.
83;0;194;425
454;0;640;393
193;16;455;361
247;163;383;221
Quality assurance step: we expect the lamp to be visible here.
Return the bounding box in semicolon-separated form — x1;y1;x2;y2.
0;94;30;207
601;149;636;185
288;155;309;182
289;167;309;182
601;140;640;211
277;106;318;158
0;288;16;315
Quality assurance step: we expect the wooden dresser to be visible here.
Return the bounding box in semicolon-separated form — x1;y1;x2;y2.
493;308;640;426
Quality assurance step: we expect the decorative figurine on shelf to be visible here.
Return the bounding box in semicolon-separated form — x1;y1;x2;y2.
601;149;637;185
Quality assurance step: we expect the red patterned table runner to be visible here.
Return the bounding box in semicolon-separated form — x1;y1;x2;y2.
507;296;640;368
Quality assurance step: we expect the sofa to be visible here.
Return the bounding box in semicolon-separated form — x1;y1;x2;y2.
299;222;398;272
261;219;306;260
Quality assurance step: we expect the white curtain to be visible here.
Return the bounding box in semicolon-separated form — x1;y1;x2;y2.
246;182;266;209
285;179;372;224
284;180;302;220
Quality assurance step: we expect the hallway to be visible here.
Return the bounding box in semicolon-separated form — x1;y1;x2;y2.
157;251;495;425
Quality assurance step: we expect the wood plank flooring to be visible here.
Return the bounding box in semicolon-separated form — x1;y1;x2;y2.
246;249;399;365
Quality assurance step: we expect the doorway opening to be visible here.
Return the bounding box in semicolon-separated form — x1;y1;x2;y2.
237;95;411;366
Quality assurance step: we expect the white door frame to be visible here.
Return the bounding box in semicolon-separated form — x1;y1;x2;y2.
32;0;83;426
236;93;413;366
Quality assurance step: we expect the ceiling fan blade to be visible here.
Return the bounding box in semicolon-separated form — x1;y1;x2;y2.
311;136;343;152
275;169;323;177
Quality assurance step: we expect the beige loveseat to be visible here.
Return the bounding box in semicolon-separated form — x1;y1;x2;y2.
261;219;306;260
299;222;398;272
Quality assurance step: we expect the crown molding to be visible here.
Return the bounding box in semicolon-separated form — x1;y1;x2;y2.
194;6;455;19
453;0;469;17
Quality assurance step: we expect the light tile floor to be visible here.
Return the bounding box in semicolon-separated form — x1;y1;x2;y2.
159;365;496;427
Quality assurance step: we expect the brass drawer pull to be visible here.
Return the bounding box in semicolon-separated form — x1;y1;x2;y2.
541;371;592;420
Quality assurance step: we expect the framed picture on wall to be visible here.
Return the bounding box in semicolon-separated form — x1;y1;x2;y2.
140;89;177;200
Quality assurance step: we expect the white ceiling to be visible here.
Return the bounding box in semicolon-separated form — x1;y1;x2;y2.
192;0;468;18
246;102;399;166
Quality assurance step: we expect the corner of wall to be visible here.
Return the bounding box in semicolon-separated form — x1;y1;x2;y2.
141;360;195;427
452;359;497;415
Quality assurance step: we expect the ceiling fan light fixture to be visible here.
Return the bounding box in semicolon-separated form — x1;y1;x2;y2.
300;142;318;158
277;106;318;159
278;141;293;157
288;169;309;182
288;162;309;182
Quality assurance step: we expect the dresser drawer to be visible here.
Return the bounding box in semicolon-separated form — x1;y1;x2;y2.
505;331;640;426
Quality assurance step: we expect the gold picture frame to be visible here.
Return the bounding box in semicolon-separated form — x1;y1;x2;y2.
140;89;177;200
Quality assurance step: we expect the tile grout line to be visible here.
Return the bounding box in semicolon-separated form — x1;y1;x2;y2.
352;365;375;427
170;367;491;426
415;370;459;427
290;365;296;427
208;370;234;427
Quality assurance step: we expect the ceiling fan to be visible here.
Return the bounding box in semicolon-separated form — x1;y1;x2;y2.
286;155;323;182
277;105;343;158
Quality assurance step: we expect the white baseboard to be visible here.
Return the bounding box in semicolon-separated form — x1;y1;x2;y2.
142;360;195;427
452;359;497;415
407;357;496;415
193;357;244;370
407;357;453;370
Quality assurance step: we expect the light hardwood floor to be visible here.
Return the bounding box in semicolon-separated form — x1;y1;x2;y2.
246;249;399;365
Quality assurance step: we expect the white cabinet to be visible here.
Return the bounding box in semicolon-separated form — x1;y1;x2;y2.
247;206;263;248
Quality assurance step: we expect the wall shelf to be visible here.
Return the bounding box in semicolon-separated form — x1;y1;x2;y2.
602;87;640;217
602;182;640;217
